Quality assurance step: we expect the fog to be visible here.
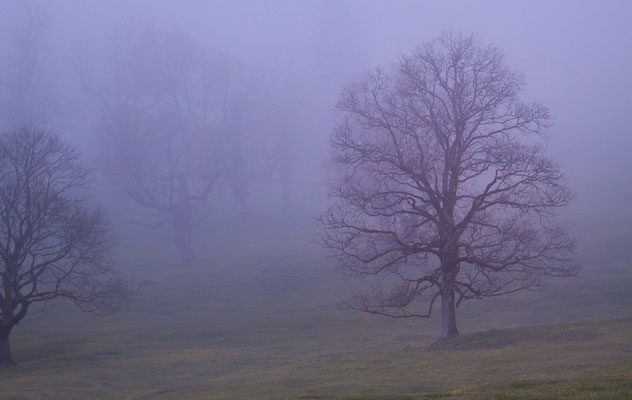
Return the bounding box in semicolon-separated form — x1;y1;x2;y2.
1;1;630;265
0;0;631;394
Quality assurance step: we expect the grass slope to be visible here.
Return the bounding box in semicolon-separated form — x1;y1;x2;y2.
1;252;631;399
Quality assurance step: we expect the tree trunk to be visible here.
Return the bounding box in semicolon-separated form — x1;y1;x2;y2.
0;333;15;368
439;239;460;339
440;285;459;340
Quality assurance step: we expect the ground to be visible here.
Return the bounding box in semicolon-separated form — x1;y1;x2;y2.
1;246;631;399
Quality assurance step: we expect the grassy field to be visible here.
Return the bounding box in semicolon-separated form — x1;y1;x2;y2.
1;244;631;399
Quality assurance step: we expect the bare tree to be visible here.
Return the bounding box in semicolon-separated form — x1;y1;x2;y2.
82;27;229;263
0;128;126;366
320;33;578;340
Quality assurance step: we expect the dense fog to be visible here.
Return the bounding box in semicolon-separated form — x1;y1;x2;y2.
0;0;629;298
0;0;631;395
1;1;629;275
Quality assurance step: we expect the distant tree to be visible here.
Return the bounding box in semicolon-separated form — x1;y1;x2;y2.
270;110;298;210
81;27;234;263
266;80;304;212
229;74;303;214
218;65;275;222
0;128;127;367
320;33;578;339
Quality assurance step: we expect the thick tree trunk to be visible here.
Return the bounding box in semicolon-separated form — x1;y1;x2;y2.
439;241;460;339
440;285;459;340
0;333;15;368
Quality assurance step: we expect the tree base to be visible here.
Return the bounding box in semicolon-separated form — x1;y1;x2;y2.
0;336;15;368
439;330;460;340
440;287;459;340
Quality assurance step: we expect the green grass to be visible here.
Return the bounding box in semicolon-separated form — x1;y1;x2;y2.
1;249;631;399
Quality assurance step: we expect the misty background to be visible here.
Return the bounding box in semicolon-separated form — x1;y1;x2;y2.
0;0;630;274
1;1;632;398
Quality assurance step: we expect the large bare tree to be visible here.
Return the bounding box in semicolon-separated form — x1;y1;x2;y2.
0;128;126;366
321;33;578;339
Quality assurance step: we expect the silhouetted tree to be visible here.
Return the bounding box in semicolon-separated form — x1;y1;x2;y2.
321;33;578;339
0;128;126;366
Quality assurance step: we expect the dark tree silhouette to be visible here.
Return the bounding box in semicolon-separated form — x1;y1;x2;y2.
320;33;578;339
0;128;126;366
